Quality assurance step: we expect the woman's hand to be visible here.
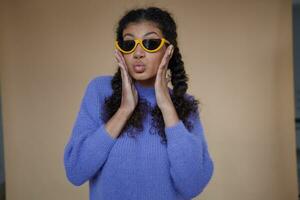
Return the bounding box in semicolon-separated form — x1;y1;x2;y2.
154;45;174;111
155;45;180;127
114;49;138;115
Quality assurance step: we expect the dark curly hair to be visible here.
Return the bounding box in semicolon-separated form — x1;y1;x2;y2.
101;6;201;144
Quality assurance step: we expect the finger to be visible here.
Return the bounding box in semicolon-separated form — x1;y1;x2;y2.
164;46;174;72
162;69;169;85
115;49;132;85
166;73;171;84
115;50;131;88
116;49;129;72
116;58;126;90
166;45;173;64
157;50;169;80
160;45;173;72
115;50;124;68
160;47;173;83
115;50;126;69
162;63;168;78
123;65;133;87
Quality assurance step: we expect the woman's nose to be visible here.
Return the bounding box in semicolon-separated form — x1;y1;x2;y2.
133;43;145;59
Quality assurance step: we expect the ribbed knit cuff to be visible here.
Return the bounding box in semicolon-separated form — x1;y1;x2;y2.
164;120;186;141
93;123;117;148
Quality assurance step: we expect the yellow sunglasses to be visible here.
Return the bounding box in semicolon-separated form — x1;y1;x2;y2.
115;38;170;54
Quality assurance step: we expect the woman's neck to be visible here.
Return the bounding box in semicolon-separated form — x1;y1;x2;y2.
134;77;155;88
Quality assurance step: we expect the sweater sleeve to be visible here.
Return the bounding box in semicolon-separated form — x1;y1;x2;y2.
63;77;117;186
165;102;214;199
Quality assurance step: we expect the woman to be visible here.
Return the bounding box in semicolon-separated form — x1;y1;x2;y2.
64;6;214;200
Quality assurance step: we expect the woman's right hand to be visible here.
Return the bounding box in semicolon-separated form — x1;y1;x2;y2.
114;49;138;115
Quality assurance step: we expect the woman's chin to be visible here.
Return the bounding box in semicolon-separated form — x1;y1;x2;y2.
131;73;148;80
132;74;156;84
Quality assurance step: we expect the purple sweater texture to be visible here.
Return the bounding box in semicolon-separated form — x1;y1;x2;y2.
63;75;214;200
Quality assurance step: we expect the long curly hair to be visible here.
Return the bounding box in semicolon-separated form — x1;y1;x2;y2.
101;6;201;144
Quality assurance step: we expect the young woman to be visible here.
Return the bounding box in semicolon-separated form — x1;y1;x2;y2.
64;6;214;200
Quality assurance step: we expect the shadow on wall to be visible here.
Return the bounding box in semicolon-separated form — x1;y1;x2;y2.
293;0;300;199
0;92;6;199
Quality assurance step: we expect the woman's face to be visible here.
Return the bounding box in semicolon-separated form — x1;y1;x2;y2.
121;21;168;86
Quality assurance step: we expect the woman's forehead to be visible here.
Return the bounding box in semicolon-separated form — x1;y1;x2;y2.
123;21;162;38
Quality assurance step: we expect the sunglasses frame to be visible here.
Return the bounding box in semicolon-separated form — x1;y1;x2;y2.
115;38;170;54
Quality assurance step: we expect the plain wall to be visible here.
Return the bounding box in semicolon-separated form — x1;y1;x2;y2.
0;0;298;199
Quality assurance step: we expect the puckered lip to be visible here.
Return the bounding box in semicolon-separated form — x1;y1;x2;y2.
133;61;145;67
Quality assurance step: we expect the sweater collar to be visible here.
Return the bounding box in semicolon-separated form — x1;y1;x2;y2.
134;81;155;96
133;81;172;106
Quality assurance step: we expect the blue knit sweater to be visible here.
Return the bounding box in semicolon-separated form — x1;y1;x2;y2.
63;75;214;200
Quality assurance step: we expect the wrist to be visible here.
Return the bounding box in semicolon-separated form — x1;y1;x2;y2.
118;107;133;118
160;104;175;115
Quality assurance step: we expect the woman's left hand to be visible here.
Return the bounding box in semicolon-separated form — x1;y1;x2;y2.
155;44;174;112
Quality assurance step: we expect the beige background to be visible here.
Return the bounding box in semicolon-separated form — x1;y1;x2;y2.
0;0;298;199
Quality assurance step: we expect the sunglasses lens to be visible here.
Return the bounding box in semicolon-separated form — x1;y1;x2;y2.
118;40;135;51
143;39;162;50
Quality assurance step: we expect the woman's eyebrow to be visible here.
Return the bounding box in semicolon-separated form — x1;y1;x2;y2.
123;31;159;38
123;33;134;38
144;32;159;37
